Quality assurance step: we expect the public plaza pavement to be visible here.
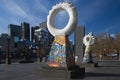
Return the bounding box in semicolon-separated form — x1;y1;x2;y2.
0;61;120;80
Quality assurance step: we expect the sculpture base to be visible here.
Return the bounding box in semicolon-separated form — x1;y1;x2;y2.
79;62;98;67
36;65;85;79
83;58;93;63
47;36;76;67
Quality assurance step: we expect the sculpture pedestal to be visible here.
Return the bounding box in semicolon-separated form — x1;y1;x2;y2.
47;36;76;68
79;62;98;67
36;36;85;79
36;65;85;79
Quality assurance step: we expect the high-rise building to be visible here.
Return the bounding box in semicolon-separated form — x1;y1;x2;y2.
8;24;21;38
35;28;54;47
0;33;9;54
21;22;30;41
0;33;14;54
34;22;54;57
39;21;47;29
31;26;39;42
0;33;9;38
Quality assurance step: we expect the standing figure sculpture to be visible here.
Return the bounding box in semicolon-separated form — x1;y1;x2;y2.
36;2;85;79
47;2;77;67
83;32;95;63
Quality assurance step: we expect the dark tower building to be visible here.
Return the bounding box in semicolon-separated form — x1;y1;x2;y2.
21;22;30;41
8;24;22;48
8;24;21;38
31;26;39;42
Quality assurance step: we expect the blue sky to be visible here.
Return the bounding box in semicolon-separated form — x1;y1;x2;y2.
0;0;120;40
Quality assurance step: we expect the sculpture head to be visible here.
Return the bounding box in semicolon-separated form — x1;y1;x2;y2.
83;32;95;46
47;2;78;36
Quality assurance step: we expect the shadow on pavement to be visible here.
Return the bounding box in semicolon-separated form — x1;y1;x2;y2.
86;72;120;77
99;66;120;67
0;70;5;72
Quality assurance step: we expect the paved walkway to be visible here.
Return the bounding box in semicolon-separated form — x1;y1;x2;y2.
0;61;120;80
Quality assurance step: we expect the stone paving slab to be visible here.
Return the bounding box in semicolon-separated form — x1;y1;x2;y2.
0;61;120;80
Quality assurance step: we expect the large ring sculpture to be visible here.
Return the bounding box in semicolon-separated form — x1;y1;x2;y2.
47;2;77;36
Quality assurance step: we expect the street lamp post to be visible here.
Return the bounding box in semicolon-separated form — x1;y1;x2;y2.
36;46;40;62
0;48;1;63
6;38;11;64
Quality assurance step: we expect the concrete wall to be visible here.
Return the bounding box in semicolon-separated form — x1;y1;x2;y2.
74;26;85;64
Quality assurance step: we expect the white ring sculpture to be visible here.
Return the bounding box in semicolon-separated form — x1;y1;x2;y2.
47;2;77;36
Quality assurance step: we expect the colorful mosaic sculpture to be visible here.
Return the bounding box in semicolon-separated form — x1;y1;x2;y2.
47;36;75;67
83;32;95;63
47;2;77;67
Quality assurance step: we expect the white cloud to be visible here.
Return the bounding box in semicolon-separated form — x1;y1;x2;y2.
19;0;49;24
0;18;3;22
55;10;69;24
63;0;78;2
34;0;48;14
0;24;7;33
0;0;47;26
2;0;29;18
58;10;68;17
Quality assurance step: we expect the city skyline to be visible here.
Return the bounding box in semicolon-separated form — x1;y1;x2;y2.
0;0;120;36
